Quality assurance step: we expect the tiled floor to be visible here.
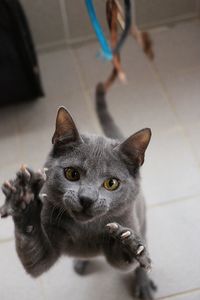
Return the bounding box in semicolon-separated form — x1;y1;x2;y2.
0;19;200;300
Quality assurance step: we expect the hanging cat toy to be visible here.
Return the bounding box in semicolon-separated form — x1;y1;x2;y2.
85;0;154;92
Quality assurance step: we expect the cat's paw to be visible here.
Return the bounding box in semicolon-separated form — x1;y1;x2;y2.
0;165;47;231
105;222;151;272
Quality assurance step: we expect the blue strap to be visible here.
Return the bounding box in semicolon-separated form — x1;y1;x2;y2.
85;0;113;60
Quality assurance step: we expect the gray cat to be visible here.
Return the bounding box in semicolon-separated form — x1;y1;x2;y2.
0;83;156;300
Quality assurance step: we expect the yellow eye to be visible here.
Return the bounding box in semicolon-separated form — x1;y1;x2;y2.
103;178;120;191
65;167;80;181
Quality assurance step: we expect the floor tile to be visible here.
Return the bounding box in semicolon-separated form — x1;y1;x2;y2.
142;127;200;205
0;241;43;300
0;135;20;168
16;49;89;133
41;256;135;300
17;129;52;168
161;68;200;163
148;196;200;298
152;20;200;78
39;49;82;97
163;68;200;126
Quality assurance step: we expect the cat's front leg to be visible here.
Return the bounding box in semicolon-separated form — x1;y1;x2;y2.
103;223;156;299
103;222;151;272
103;222;156;299
0;166;59;277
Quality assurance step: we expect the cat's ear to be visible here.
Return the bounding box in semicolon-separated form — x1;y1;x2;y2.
52;107;82;145
117;128;151;166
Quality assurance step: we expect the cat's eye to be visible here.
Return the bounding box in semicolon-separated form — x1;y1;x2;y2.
103;178;120;191
64;167;80;181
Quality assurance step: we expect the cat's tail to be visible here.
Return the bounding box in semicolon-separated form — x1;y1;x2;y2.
95;83;123;140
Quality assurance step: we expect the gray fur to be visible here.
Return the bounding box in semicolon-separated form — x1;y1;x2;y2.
96;83;123;140
0;84;155;299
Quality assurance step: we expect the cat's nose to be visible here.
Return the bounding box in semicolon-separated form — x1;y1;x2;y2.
79;196;93;209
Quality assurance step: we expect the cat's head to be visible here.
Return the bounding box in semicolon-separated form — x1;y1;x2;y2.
46;107;151;223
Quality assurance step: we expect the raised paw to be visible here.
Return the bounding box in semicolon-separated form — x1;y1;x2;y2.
0;165;47;229
105;223;152;272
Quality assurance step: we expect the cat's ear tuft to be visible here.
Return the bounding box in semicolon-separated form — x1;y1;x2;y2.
52;107;81;145
118;128;151;166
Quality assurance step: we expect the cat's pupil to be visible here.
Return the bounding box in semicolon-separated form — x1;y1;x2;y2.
109;179;114;187
72;170;77;177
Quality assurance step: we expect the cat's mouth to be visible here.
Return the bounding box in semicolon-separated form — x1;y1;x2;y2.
71;210;94;222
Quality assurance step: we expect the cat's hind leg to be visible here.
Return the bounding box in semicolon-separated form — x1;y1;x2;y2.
133;267;157;300
73;259;90;275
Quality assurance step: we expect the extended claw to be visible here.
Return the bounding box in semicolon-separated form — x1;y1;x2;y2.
137;245;145;255
145;263;152;273
39;193;47;202
139;256;152;273
135;244;152;272
3;181;16;193
1;184;10;197
121;230;131;239
105;222;119;232
0;204;13;218
37;168;47;181
0;205;8;218
20;164;31;181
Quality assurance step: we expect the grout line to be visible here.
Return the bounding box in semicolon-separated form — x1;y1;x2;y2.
37;40;67;54
156;287;200;299
196;0;200;16
166;64;200;77
138;14;199;32
38;277;47;300
59;0;70;41
147;193;200;210
0;237;13;244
